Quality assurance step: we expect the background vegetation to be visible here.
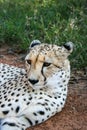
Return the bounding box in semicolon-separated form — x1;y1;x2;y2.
0;0;87;69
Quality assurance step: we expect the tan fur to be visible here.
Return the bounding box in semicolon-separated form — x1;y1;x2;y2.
25;43;72;88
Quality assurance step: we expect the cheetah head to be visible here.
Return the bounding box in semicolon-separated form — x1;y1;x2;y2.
25;40;73;89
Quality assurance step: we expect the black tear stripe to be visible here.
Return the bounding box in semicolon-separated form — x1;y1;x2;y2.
41;67;46;82
25;117;33;126
2;122;19;127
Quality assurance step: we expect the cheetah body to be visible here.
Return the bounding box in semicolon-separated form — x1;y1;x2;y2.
0;40;73;130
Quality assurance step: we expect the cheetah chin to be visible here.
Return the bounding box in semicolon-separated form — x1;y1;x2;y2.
0;40;73;130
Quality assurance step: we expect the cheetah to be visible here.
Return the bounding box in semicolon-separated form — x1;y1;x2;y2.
0;40;73;130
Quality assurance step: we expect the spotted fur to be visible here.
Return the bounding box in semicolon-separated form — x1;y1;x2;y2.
0;40;73;130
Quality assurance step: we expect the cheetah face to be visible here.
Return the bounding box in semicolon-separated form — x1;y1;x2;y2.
25;40;73;89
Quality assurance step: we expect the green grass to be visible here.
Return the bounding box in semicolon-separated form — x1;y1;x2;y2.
0;0;87;69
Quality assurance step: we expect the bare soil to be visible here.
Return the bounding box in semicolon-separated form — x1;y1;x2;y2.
0;45;87;130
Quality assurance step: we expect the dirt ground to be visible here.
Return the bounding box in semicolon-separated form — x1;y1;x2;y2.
0;45;87;130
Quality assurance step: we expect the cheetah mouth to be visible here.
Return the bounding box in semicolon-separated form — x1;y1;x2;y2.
27;79;47;89
28;81;44;89
32;83;48;89
31;85;44;89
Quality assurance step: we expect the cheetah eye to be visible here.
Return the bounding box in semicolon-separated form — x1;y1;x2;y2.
26;60;31;65
43;62;51;67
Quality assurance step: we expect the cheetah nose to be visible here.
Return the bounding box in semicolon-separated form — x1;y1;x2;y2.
28;79;39;85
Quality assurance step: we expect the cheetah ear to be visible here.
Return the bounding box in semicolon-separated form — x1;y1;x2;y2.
63;42;74;53
29;40;41;48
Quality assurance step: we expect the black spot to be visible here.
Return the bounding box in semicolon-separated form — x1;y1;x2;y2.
22;124;26;126
2;90;5;93
5;98;7;101
42;119;44;122
45;102;48;106
63;80;66;82
16;94;20;97
60;102;63;105
40;88;43;91
2;110;9;115
38;111;45;115
2;122;19;127
63;98;65;101
15;106;20;113
4;95;7;99
8;99;11;102
52;112;55;115
57;104;59;107
23;98;26;101
54;97;57;99
45;108;49;111
8;82;11;85
11;93;15;96
27;102;30;105
37;102;45;106
25;82;29;86
29;97;32;100
62;72;64;75
15;99;19;102
24;89;27;92
8;91;11;93
10;83;13;86
32;89;35;92
60;85;63;87
4;92;7;95
23;86;26;89
40;92;42;95
25;117;33;126
1;104;5;108
35;120;38;124
28;91;30;93
11;108;13;110
33;112;37;116
38;97;43;99
8;103;12;106
51;104;54;107
0;97;2;99
64;88;66;91
47;115;49;118
18;88;21;91
47;95;52;98
14;88;17;90
48;108;51;111
45;99;49;102
53;102;56;104
63;94;66;96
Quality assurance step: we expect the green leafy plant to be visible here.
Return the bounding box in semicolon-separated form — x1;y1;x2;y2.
0;0;87;69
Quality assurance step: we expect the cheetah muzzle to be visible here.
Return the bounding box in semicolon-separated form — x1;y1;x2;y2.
0;40;73;130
